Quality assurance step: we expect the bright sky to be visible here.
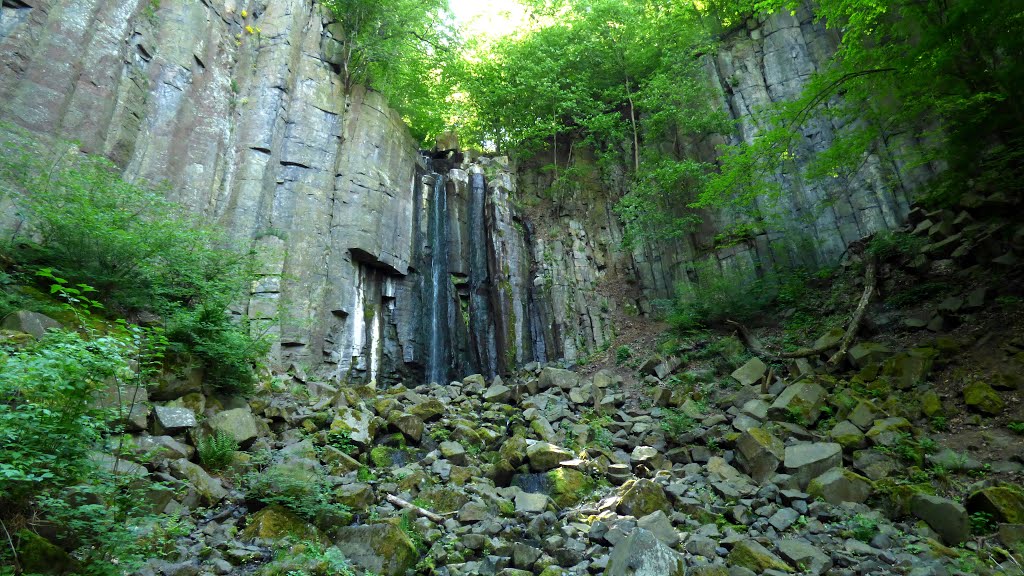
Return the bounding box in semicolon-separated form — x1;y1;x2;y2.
449;0;531;42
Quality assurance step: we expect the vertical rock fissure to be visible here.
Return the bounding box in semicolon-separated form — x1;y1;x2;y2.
469;168;498;378
427;171;451;385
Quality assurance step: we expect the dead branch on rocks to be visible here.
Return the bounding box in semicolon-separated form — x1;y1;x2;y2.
826;253;878;367
386;494;447;524
727;247;879;368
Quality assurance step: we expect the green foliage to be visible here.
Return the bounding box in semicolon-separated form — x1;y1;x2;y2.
867;231;924;260
35;477;191;575
615;345;632;365
660;408;695;441
970;511;997;535
267;541;357;576
874;433;938;467
1009;421;1024;435
848;513;878;543
318;0;459;144
0;331;129;503
198;430;239;470
667;259;775;331
327;429;358;456
0;130;267;393
245;465;351;527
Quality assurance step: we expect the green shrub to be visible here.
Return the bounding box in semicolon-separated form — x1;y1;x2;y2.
245;465;351;527
198;430;239;470
848;513;878;543
0;330;128;503
867;231;924;260
0;127;267;393
660;408;695;441
615;345;632;365
668;260;775;331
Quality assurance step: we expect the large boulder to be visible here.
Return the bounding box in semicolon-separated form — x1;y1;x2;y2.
735;428;784;484
910;494;970;545
967;486;1024;523
606;528;686;576
334;523;418;576
731;357;767;387
538;367;580;391
152;405;197;434
208;407;259;447
807;468;873;504
784;443;843;489
963;381;1005;415
241;505;327;544
777;539;832;574
769;380;827;425
329;407;379;445
547;467;596;508
617;479;670;518
526;442;572;472
1;310;61;338
169;459;227;506
727;539;792;573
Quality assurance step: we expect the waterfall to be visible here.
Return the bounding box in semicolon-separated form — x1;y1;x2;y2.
426;172;451;385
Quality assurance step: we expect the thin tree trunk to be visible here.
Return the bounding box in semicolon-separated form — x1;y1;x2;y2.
625;77;639;173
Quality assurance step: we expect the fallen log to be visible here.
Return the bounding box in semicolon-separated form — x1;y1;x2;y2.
386;494;447;524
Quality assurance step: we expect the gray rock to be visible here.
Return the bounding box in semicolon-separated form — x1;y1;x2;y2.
1;310;61;338
526;442;572;471
731;357;768;387
334;523;418;576
514;492;550;514
538;367;580;390
606;528;686;576
153;406;197;433
735;427;784;484
910;494;970;545
637;510;680;547
777;538;832;575
207;407;259;447
784;443;843;489
769;380;827;425
806;468;873;504
169;459;227;506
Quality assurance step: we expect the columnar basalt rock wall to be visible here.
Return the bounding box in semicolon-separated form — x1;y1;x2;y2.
0;1;931;376
0;0;428;381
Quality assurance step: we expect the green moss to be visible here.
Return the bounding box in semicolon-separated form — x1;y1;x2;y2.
875;479;936;516
967;485;1024;523
546;467;596;507
240;505;328;544
726;540;792;573
16;530;79;575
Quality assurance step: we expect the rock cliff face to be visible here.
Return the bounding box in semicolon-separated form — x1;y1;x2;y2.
0;1;927;377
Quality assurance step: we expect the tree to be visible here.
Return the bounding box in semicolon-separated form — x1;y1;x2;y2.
320;0;460;144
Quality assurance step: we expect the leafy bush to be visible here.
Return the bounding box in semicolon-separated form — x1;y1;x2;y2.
848;513;878;543
0;331;128;503
660;408;695;441
867;231;924;260
615;345;632;365
0;128;266;393
668;260;775;331
198;430;239;470
245;464;351;527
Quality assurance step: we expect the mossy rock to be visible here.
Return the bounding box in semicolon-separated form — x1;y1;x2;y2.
370;445;399;468
921;390;943;417
421;486;470;513
334;522;418;576
241;505;329;544
963;381;1004;415
875;478;936;516
616;478;670;518
16;530;79;575
727;539;792;573
967;485;1024;523
547;467;596;507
